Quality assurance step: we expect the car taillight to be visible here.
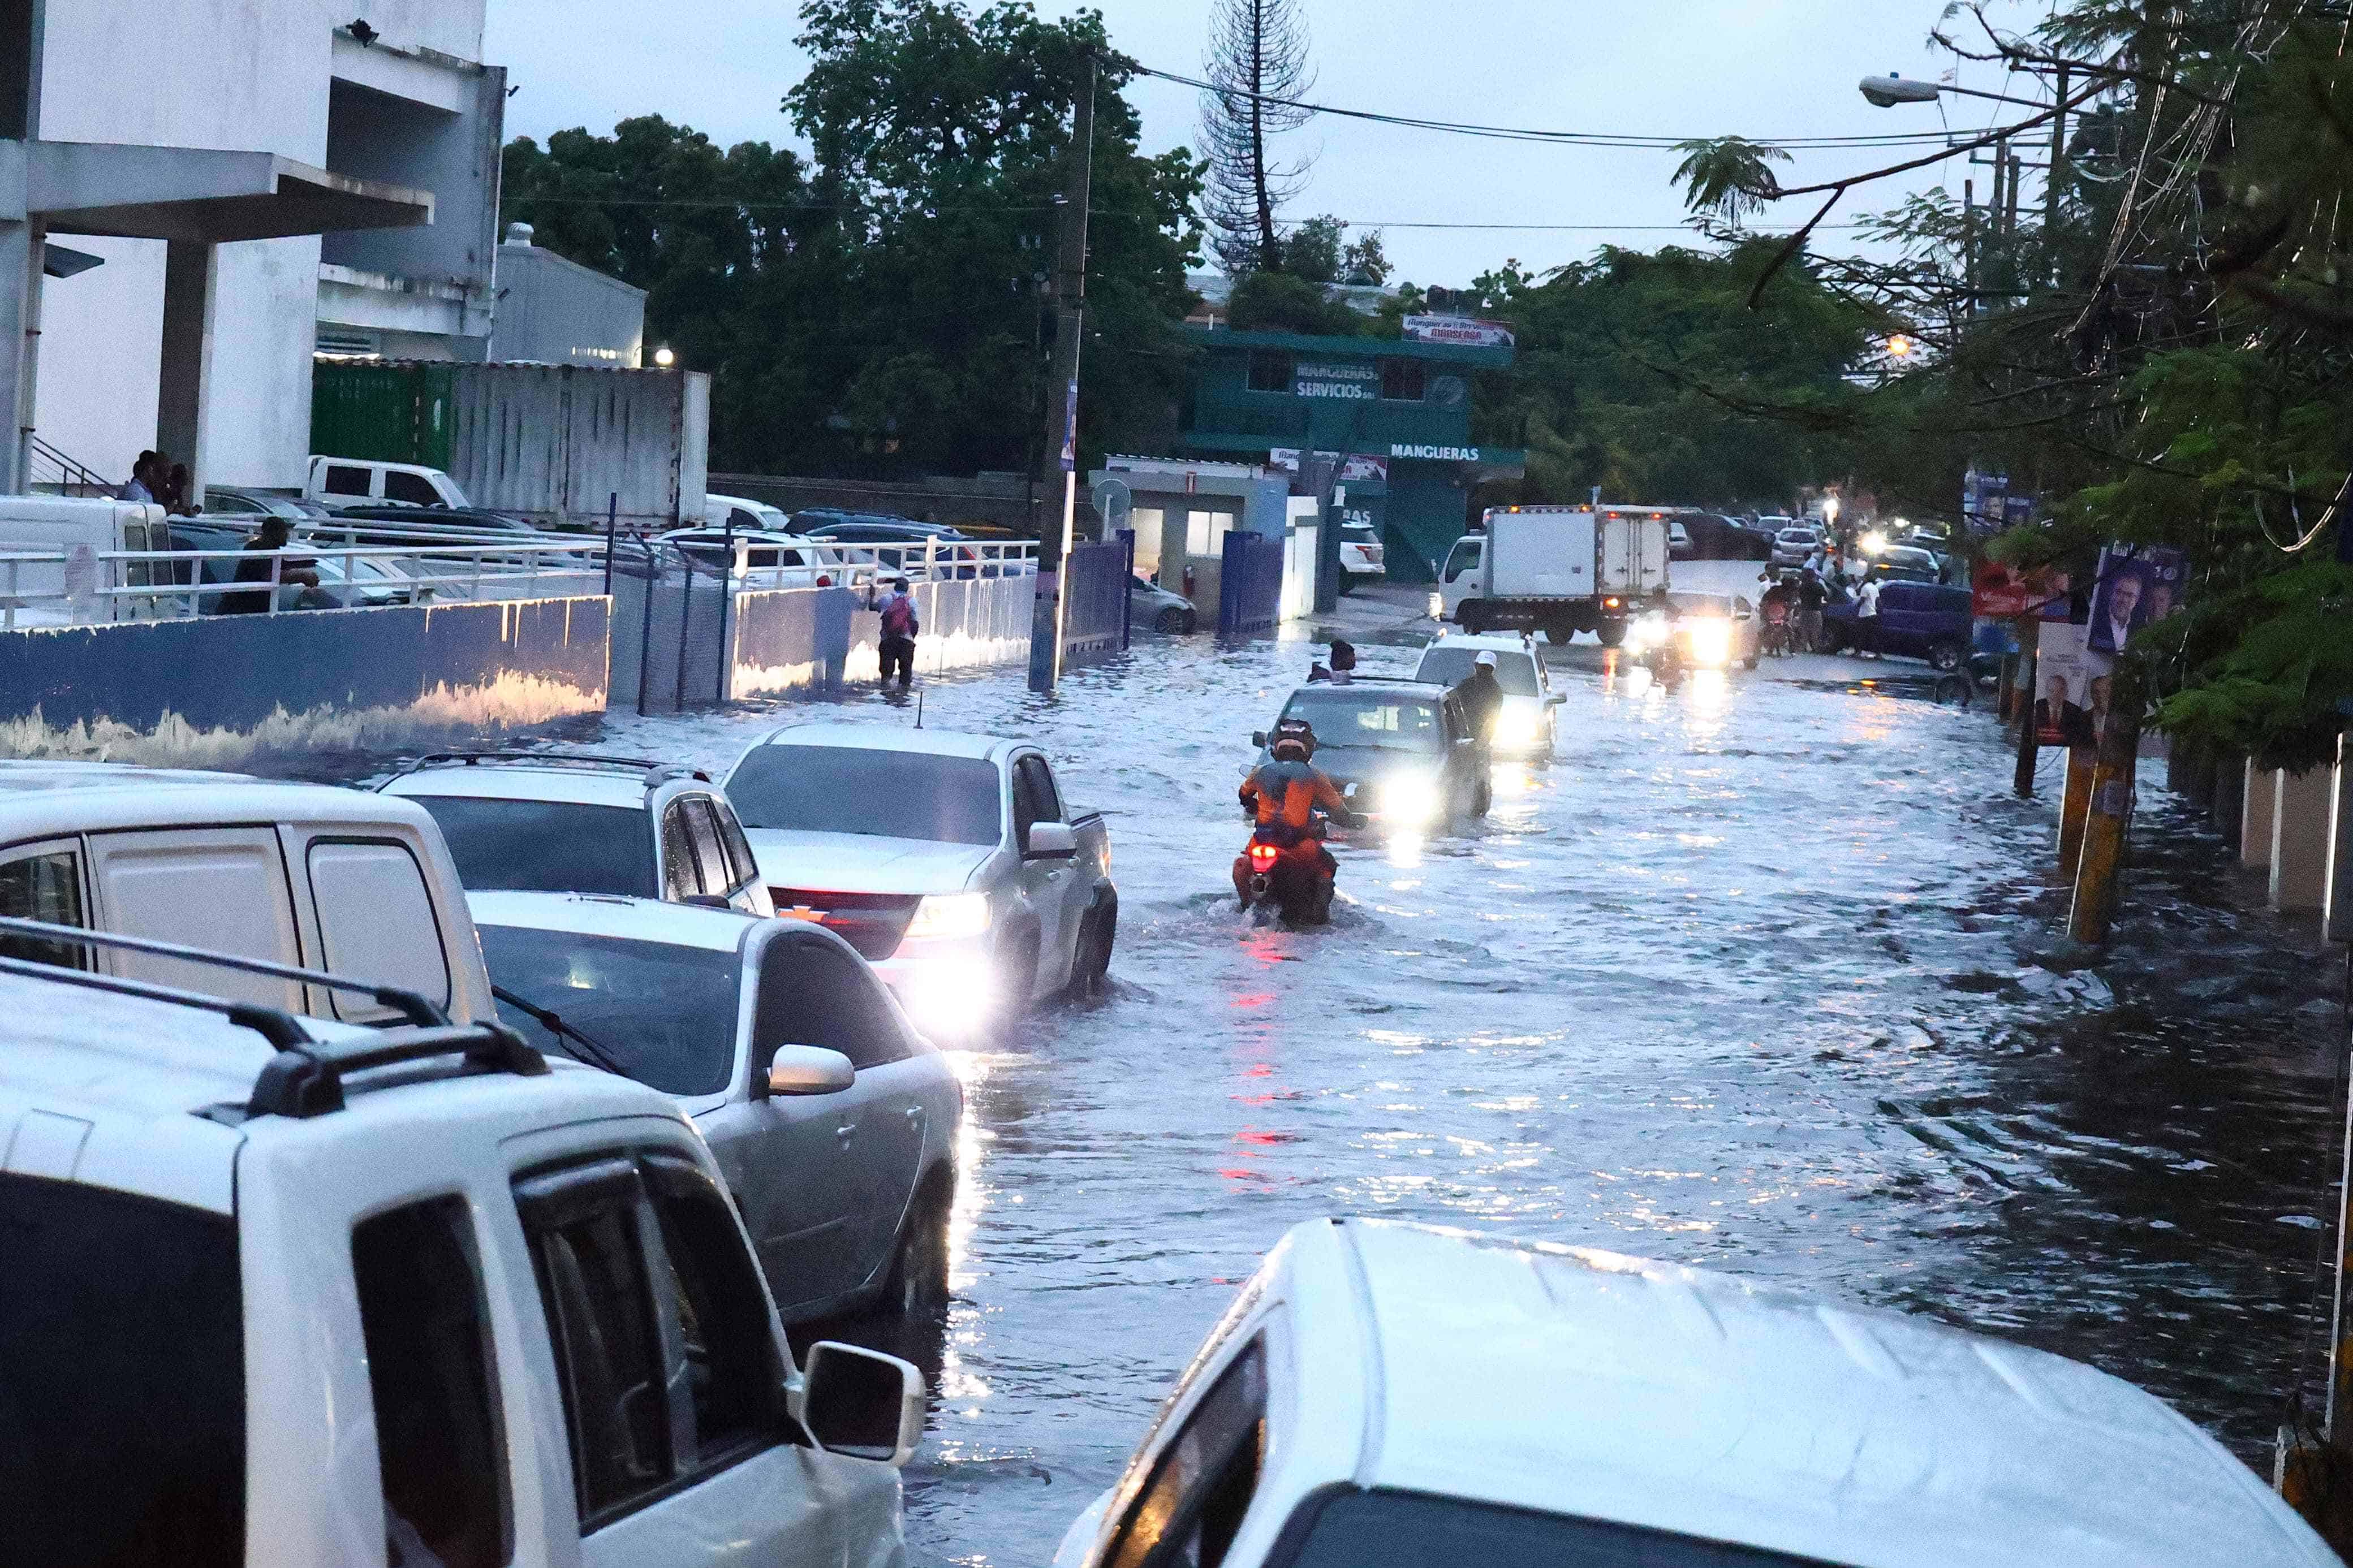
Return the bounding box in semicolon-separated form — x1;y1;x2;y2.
1248;843;1281;872
1605;597;1621;609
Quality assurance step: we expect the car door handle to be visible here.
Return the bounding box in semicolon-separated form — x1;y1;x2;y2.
835;1122;857;1140
903;1105;922;1122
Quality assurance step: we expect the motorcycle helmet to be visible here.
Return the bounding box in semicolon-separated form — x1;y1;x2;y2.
1272;717;1317;760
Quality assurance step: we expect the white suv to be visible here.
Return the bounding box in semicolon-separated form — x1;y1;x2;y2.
0;922;922;1568
381;752;775;916
1410;630;1564;755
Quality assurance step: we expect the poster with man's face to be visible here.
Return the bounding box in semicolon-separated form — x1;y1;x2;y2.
2087;544;2186;653
2034;621;2114;748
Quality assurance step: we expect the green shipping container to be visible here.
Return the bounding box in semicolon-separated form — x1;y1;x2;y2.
310;362;456;470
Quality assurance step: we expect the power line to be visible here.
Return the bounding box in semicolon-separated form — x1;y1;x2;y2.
1132;62;1972;151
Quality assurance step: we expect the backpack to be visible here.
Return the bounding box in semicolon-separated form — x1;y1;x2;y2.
881;594;917;637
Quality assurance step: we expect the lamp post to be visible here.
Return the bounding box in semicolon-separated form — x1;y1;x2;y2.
1856;74;2046;111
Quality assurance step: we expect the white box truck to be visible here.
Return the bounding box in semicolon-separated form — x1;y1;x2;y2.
1437;505;1671;646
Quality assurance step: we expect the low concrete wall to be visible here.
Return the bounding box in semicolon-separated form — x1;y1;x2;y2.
729;576;1032;699
0;597;609;767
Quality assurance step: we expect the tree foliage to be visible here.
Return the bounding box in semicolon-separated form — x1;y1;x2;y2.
1199;0;1314;274
502;0;1203;484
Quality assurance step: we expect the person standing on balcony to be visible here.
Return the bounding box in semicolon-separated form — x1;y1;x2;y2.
119;451;160;505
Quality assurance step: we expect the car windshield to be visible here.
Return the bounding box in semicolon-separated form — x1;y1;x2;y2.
1413;646;1540;697
1668;593;1734;617
1281;690;1446;754
729;744;1003;845
477;925;742;1095
1287;1491;1824;1568
1;1173;245;1568
410;797;658;897
1777;529;1817;543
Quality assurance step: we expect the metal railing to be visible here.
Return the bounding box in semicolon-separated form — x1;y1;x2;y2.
0;525;1043;632
25;436;117;499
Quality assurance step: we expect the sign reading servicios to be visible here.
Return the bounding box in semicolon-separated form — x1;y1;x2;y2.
1294;361;1378;400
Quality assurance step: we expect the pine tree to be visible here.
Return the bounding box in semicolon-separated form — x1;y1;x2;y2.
1199;0;1314;275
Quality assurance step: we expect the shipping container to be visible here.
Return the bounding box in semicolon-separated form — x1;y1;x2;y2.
311;362;709;534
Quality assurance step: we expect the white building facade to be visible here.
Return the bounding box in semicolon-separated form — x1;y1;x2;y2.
23;0;502;492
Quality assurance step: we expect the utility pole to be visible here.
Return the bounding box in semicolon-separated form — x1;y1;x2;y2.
1962;178;1976;318
1027;52;1098;696
2048;65;2070;286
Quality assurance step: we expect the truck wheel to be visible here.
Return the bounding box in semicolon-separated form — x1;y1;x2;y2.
1458;603;1485;633
1929;641;1964;672
1597;621;1626;649
1072;893;1117;996
1546;619;1575;646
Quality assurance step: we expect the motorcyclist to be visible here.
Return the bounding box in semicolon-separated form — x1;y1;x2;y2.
1454;651;1505;744
1308;638;1357;684
1234;718;1364;904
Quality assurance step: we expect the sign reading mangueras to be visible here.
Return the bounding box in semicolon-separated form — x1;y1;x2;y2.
1292;361;1378;400
1389;443;1483;462
1402;315;1515;348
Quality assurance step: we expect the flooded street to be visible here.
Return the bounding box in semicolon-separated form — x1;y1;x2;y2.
519;567;2343;1568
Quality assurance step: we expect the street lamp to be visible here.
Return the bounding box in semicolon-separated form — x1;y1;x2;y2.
1858;73;2049;110
652;345;675;368
1885;334;1914;358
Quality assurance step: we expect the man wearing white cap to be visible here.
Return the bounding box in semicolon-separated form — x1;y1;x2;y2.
1456;650;1505;746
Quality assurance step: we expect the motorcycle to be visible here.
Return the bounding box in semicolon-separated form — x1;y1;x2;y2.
1236;817;1336;926
1643;633;1687;690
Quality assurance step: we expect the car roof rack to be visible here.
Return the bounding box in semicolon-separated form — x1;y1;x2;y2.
397;751;714;785
0;917;546;1120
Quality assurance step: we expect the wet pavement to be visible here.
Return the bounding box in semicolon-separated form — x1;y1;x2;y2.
362;562;2345;1567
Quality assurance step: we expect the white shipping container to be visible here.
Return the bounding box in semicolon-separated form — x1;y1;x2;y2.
1485;509;1595;598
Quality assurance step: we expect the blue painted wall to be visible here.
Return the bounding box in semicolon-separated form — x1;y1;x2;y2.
0;597;610;764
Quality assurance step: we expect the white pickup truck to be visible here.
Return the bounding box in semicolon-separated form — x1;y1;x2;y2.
722;723;1117;1035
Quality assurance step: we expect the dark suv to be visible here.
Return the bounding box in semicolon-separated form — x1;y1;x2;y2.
1821;581;1973;669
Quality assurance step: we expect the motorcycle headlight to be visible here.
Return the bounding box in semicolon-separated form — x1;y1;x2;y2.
1625;614;1666;652
1687;620;1732;667
1381;772;1443;827
903;892;992;941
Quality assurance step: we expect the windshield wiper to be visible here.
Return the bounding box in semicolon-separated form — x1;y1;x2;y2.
492;985;631;1078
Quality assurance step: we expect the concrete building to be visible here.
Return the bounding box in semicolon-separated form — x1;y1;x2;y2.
1175;326;1522;582
488;222;645;368
4;0;506;496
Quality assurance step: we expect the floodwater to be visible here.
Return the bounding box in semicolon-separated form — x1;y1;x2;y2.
411;561;2341;1567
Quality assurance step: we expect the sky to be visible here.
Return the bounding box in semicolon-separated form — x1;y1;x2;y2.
483;0;2054;287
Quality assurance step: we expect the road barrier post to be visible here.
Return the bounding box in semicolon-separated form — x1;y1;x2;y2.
2059;746;2095;879
2066;658;2144;944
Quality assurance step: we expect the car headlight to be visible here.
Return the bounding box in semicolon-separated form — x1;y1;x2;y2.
1381;772;1443;827
1687;620;1732;667
903;892;992;941
1624;614;1667;652
1494;707;1541;747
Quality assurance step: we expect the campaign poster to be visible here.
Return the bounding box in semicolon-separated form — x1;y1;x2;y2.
2032;621;2114;749
2086;543;2187;655
1972;559;2070;619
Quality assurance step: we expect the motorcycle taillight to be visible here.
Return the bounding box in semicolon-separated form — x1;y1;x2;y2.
1248;843;1281;872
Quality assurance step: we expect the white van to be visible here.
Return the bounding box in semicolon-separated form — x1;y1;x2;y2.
705;492;795;532
0;761;492;1024
0;493;175;625
305;455;471;510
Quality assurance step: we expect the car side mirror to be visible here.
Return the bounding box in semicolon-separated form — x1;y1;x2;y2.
1024;821;1078;859
765;1044;854;1096
790;1341;926;1467
1546;692;1566;706
680;893;732;910
1251;731;1267;748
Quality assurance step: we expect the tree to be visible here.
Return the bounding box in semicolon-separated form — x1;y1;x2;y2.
502;1;1204;483
1341;230;1390;287
1199;0;1314;274
1280;214;1345;283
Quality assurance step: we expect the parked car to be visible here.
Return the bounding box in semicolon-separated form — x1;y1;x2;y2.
1338;521;1385;590
1624;589;1763;670
308;503;548;542
305;454;471;510
0;934;921;1568
378;752;774;916
1051;1219;2335;1568
0;760;491;1023
469;889;963;1325
169;518;428;612
1131;573;1197;633
1410;630;1563;755
1822;580;1975;669
794;517;986;578
705;491;796;533
1865;543;1944;584
723;722;1117;1033
657;525;851;589
198;485;331;520
1667;517;1692;559
1769;524;1825;569
1254;679;1490;827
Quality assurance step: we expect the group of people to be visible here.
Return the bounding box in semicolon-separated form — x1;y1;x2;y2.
119;450;200;516
1307;635;1508;741
1755;554;1881;656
